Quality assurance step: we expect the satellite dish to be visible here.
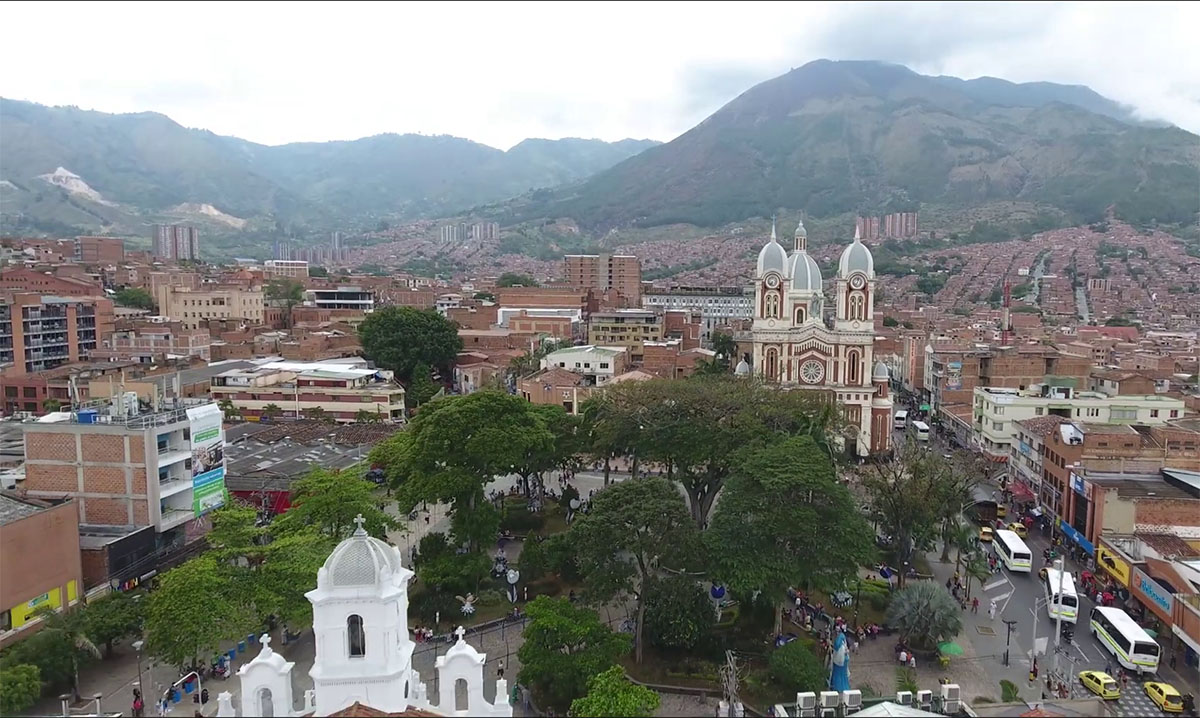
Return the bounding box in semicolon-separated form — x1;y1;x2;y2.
506;569;520;585
569;499;581;510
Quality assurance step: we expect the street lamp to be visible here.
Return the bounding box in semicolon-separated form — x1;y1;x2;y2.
132;639;145;694
1002;618;1019;666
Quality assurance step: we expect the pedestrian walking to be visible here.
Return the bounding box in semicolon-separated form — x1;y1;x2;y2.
972;597;979;613
988;598;997;620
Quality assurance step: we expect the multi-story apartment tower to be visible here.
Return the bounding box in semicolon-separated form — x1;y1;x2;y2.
0;293;114;376
564;254;643;303
152;225;199;261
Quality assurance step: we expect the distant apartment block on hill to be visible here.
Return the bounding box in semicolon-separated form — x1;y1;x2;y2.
152;224;199;261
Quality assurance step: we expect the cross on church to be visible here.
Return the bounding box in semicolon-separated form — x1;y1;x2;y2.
454;625;466;642
260;634;271;649
353;514;366;532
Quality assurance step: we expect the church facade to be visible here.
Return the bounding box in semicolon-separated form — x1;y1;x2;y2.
214;517;513;718
736;220;893;457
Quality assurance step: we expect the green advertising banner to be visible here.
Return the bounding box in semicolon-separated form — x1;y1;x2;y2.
187;404;227;516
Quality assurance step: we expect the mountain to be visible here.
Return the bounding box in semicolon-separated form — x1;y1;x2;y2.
0;98;660;234
499;60;1199;233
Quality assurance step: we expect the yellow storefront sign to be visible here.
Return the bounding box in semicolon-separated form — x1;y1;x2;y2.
1096;546;1131;587
7;581;76;629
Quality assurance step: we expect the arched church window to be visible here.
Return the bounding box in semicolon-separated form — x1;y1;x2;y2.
847;350;861;385
258;688;275;718
765;292;780;319
794;305;806;324
348;614;366;657
849;292;865;321
765;349;778;380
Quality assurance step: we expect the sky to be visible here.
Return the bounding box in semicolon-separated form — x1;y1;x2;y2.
3;1;1198;149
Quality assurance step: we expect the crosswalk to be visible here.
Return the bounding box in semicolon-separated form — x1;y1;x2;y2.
1111;685;1168;717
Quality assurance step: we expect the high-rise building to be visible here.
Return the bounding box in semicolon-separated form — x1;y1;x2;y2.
0;293;114;377
564;254;643;303
152;225;199;261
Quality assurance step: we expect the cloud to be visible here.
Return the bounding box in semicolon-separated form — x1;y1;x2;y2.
0;1;1195;148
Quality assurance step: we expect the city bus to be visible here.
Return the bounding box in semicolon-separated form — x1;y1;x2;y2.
911;420;931;442
1090;606;1161;674
992;529;1032;572
1043;566;1079;624
893;410;908;430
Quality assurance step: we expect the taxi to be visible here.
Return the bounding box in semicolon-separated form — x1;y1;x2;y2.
1007;522;1028;538
979;526;994;543
1078;670;1119;700
1144;681;1184;713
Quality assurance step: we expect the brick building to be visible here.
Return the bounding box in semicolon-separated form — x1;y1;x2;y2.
75;236;125;265
0;292;114;376
564;254;642;303
0;493;83;647
518;367;595;414
0;267;101;296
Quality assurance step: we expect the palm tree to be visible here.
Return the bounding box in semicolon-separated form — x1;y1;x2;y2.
217;398;239;421
42;397;63;413
896;667;919;694
261;403;283;422
303;407;333;423
884;581;963;650
32;606;101;701
964;556;991;602
355;409;381;423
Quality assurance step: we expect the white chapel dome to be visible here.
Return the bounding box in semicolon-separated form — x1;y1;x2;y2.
873;360;890;380
788;252;823;293
757;236;788;277
323;523;403;587
838;227;875;278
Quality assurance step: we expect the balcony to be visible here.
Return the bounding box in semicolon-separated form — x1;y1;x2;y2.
159;474;192;499
157;448;190;468
160;507;193;530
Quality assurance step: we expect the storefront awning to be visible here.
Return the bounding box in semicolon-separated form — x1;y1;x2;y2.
1011;481;1035;501
919;404;931;411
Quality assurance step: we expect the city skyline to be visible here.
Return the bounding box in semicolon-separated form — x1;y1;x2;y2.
2;1;1198;149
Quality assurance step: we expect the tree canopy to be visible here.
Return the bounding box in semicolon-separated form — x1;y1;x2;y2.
358;306;463;384
145;555;258;668
569;476;701;662
517;596;631;714
496;272;539;287
113;287;155;310
271;467;399;539
707;435;874;633
569;666;660;718
885;581;963;649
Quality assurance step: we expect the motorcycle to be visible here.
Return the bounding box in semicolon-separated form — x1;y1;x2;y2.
1060;625;1074;643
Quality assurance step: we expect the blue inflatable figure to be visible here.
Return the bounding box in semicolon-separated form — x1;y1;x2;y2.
829;628;851;692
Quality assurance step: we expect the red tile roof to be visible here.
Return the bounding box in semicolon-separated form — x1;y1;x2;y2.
322;702;439;717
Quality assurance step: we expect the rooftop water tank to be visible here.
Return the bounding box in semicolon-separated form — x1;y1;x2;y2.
77;409;98;424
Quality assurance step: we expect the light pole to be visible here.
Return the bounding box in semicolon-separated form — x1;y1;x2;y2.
1050;558;1067;691
1002;618;1019;666
132;639;145;699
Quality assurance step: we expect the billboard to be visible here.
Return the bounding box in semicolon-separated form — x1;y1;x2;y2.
945;361;963;390
187;404;227;516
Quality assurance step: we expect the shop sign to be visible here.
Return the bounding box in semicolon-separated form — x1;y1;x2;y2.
1132;567;1174;622
1058;519;1095;556
1070;472;1088;498
1096;546;1132;587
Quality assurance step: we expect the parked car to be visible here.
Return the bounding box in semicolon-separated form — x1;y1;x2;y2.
1078;670;1120;700
1145;682;1185;713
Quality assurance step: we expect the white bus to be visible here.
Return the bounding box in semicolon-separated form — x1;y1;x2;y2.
893;410;908;430
1090;606;1160;674
911;421;930;442
1043;567;1079;624
992;529;1032;572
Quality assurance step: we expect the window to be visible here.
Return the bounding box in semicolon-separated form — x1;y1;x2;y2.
1170;410;1179;418
848;293;866;321
996;406;1005;415
1035;407;1044;416
1150;409;1159;418
794;306;806;324
22;387;35;398
1110;408;1137;420
0;609;10;631
1088;408;1100;417
348;615;365;657
764;292;780;319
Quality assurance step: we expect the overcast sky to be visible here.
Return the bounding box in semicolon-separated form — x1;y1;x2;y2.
4;1;1197;149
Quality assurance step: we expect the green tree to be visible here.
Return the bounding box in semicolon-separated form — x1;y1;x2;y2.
569;666;660;718
707;436;874;634
496;272;539;287
0;664;41;715
367;431;412;487
30;606;101;700
517;535;550;582
78;590;144;658
1000;679;1020;702
885;581;963;650
897;667;919;694
643;575;714;652
272;467;399;539
412;532;490;596
261;403;283;421
397;392;555;551
358;306;463;384
114;287;155;310
517;596;631;714
42;397;63;412
302;406;332;423
145;555;257;669
355;409;382;423
307;266;329;277
405;362;441;408
570;477;700;662
265;279;305;328
218;397;240;422
882;315;899;327
769;641;826;693
473;291;496;301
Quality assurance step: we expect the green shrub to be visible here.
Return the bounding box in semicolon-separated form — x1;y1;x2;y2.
768;641;825;692
0;663;41;714
476;589;507;607
409;589;461;627
500;504;545;534
644;576;715;652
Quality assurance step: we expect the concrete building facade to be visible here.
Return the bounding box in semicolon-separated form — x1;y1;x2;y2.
0;494;83;647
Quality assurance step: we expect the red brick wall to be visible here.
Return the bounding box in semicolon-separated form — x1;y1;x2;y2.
25;432;78;462
25;463;78;494
81;434;125;463
79;548;110;590
83;466;126;495
83;497;129;525
1134;498;1200;530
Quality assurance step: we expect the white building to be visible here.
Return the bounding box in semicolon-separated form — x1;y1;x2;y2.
641;286;753;340
217;517;512;718
540;345;628;385
264;260;310;279
738;220;893;457
973;385;1186;460
306;287;375;312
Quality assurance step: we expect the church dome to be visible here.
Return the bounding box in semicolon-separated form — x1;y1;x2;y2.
838;227;875;278
323;521;402;587
756;220;788;277
788;251;823;293
873;360;890;380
